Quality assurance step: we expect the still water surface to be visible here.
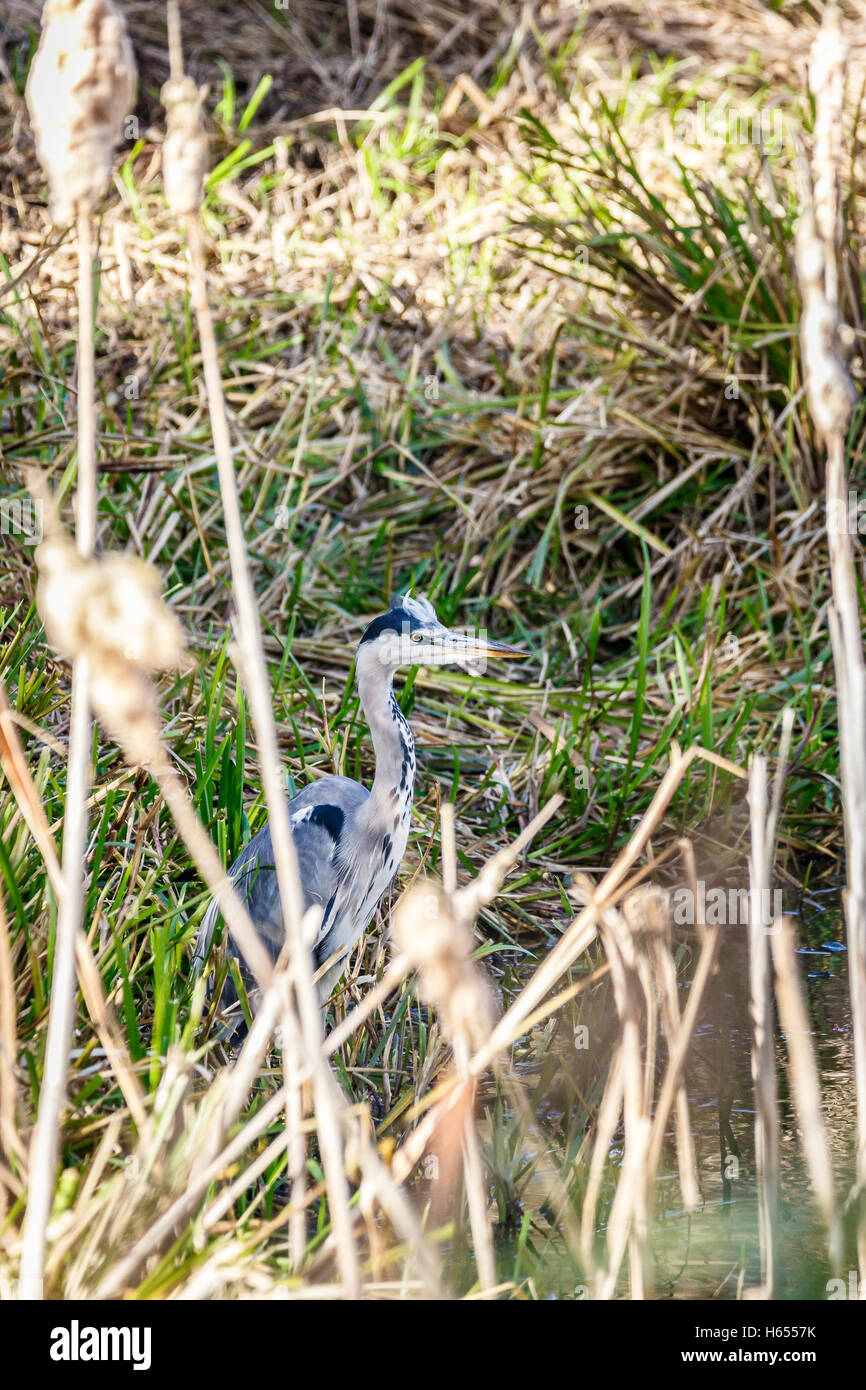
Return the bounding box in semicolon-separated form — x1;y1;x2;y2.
474;910;856;1299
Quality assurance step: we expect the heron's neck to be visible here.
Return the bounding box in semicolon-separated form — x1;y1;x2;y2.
357;654;416;820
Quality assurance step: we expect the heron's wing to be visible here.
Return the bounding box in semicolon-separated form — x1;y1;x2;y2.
287;775;369;816
191;778;368;972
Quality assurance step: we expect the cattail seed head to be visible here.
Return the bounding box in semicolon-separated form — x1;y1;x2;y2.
621;886;670;939
797;6;858;441
26;0;137;225
392;880;495;1053
36;535;185;674
36;533;184;767
161;75;208;216
797;208;858;441
809;3;846;257
89;659;163;768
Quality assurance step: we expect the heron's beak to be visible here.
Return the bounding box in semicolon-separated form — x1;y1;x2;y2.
434;629;529;669
482;638;529;660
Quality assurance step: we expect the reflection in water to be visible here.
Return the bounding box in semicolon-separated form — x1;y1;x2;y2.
477;915;855;1300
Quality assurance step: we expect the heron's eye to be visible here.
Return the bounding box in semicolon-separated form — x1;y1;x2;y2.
410;630;424;644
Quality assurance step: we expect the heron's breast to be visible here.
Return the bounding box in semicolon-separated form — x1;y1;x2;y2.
352;800;412;927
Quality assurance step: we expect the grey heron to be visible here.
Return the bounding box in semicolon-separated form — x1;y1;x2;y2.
193;593;526;1031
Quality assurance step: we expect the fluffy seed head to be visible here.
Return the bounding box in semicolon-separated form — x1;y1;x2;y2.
26;0;137;224
36;534;185;673
393;880;495;1052
36;531;184;768
89;659;163;768
161;75;208;216
797;208;858;440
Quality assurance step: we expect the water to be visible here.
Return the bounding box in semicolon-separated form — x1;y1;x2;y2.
474;913;857;1299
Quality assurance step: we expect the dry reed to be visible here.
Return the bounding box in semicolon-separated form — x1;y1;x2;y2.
797;2;866;1284
18;0;136;1300
162;0;358;1294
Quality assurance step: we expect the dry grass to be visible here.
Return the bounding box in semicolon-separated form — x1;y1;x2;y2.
0;0;864;1300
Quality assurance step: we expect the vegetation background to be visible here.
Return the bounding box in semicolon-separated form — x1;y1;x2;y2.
0;0;864;1300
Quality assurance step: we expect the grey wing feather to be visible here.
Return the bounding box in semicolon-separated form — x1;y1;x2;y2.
191;776;368;975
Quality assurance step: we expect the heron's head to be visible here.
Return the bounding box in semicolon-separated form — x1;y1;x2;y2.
358;592;527;676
